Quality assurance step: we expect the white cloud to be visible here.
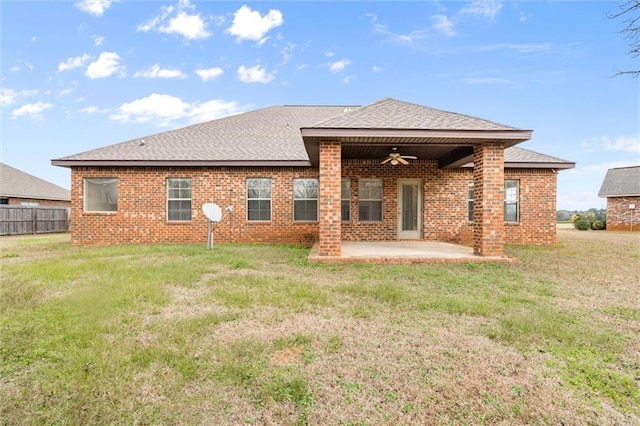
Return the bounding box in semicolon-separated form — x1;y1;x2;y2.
227;5;283;43
237;65;275;83
134;64;186;79
324;50;335;58
460;0;503;19
373;23;429;45
433;14;456;36
187;99;245;123
30;36;37;42
110;94;189;126
160;11;211;40
110;93;246;127
93;35;105;46
279;42;295;65
11;102;54;120
138;0;212;40
85;52;125;79
195;67;224;81
75;0;113;17
58;54;91;72
371;66;382;73
80;106;99;113
1;87;38;106
328;59;352;73
602;134;640;153
1;88;18;106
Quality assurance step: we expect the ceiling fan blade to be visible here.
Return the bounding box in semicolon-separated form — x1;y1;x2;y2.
401;155;417;160
397;157;409;165
381;157;392;164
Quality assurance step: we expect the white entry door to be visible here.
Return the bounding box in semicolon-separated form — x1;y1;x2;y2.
397;179;422;239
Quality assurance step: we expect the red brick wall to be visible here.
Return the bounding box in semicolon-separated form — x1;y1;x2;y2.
5;197;71;207
69;164;558;246
606;196;640;231
318;142;342;256
473;143;505;256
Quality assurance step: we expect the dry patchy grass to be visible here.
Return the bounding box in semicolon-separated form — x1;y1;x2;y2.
1;230;639;425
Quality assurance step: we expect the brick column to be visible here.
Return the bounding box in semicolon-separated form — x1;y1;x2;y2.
473;143;505;256
319;141;342;256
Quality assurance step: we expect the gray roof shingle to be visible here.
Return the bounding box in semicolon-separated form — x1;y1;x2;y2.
55;105;352;163
53;98;568;169
0;163;70;201
311;97;521;131
598;166;640;197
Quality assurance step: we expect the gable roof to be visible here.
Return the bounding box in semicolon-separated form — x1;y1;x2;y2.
52;98;568;170
598;166;640;197
0;163;70;201
311;97;517;131
53;105;351;167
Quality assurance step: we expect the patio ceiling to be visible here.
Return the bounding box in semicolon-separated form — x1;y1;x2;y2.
302;129;533;168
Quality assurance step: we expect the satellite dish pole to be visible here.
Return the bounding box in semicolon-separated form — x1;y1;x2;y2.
202;203;222;249
201;203;233;249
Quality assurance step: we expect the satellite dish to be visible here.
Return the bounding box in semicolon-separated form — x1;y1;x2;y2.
202;203;222;222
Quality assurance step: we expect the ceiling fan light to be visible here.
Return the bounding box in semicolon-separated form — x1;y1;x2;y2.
390;159;399;165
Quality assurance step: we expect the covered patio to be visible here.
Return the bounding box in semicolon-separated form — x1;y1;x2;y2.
307;240;516;264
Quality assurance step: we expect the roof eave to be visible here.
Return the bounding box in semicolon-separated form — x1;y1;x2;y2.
300;128;533;140
51;159;312;168
598;192;640;198
460;161;575;170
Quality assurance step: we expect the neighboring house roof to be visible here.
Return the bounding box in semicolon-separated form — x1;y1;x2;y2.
0;163;70;201
52;97;569;170
598;166;640;197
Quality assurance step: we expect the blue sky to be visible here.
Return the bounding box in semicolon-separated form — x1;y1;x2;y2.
1;0;638;210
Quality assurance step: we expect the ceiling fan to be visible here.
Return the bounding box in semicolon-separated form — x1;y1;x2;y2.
381;148;417;165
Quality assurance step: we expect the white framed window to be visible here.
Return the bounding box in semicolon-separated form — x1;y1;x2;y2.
247;178;271;221
293;178;318;221
342;179;351;222
468;180;474;222
505;179;519;222
358;179;383;222
84;178;118;212
167;178;191;221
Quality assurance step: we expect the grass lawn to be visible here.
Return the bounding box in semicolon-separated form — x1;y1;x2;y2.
1;230;639;425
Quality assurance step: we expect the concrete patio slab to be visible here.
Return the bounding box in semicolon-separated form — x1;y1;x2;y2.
307;241;515;264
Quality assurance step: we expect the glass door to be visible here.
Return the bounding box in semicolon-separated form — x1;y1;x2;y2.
397;180;422;239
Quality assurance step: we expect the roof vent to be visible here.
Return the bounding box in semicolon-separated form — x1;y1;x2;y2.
344;108;352;113
138;139;145;147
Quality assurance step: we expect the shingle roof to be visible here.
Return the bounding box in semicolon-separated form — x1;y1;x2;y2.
53;98;565;169
504;147;574;166
54;105;353;163
311;98;520;131
0;163;70;201
598;166;640;197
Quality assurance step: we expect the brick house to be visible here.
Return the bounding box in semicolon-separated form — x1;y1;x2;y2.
598;165;640;231
52;98;574;257
0;162;71;207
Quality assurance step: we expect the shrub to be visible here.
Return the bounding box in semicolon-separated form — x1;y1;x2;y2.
574;219;591;231
571;214;582;224
591;220;606;230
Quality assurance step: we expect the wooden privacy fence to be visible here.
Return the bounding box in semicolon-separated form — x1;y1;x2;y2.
0;206;70;236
